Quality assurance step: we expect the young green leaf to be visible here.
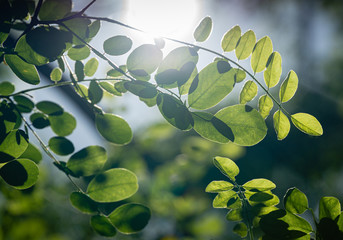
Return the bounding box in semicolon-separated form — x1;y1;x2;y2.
90;215;116;237
284;187;308;214
264;51;282;88
273;110;290;140
239;80;258;104
213;191;241;209
226;208;243;221
246;190;280;207
103;35;132;56
188;60;235;110
75;60;84;81
214;104;267;146
87;168;138;202
107;65;126;77
63;17;91;45
205;180;234;193
221;25;241;52
109;203;151;234
0;82;15;95
88;20;101;39
19;143;42;164
5;54;40;85
251;36;273;73
235;30;256;60
0;130;29;163
13;95;34;113
124;81;157;99
67;45;90;61
243;178;276;191
279;70;298;103
99;82;122;96
193;16;212;42
0;158;39;189
50;67;62;82
88;81;103;104
291;113;323;136
213;156;239;181
84;58;99;77
70;192;98;214
319;196;341;220
49;112;76;136
233;222;248;238
66;145;106;177
233;68;246;83
36;101;64;116
38;0;72;21
48;136;74;156
258;94;273;119
95;113;132;145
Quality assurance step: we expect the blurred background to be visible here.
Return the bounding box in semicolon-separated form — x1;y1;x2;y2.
0;0;343;239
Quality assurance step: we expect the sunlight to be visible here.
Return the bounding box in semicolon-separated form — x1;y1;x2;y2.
126;0;199;38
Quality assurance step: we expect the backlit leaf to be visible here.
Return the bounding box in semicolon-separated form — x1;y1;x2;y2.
36;101;64;116
124;81;157;98
5;54;40;85
193;16;212;42
109;203;151;233
30;112;50;129
67;45;90;61
233;222;248;238
226;208;243;221
63;16;91;45
49;136;74;156
13;95;34;113
258;94;273;119
251;36;273;73
70;192;98;214
291;113;323;136
221;25;241;52
214;104;267;146
88;81;103;104
188;60;235;110
88;20;101;39
84;58;99;77
264;51;282;88
0;158;39;189
50;67;62;82
67;146;106;177
87;168;138;202
0;130;28;163
233;68;246;83
319;196;341;220
243;178;276;191
103;35;132;56
273;110;290;140
107;65;126;77
239;80;258;104
213;156;239;181
15;36;49;66
284;187;308;214
90;215;116;237
75;60;84;81
235;30;256;60
279;70;298;103
205;181;234;193
213;190;241;209
95;113;132;145
49;112;76;136
99;82;122;96
19;143;42;164
0;82;15;95
38;0;71;21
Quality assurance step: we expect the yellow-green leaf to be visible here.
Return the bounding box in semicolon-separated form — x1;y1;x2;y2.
221;25;241;52
279;70;298;103
291;113;323;136
205;180;234;193
193;16;212;42
84;58;99;77
264;51;282;88
213;156;239;181
273;110;290;140
235;30;256;60
258;94;273;119
50;67;62;82
239;80;258;104
251;36;273;73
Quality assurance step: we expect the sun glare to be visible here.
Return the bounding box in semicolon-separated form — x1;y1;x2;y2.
126;0;199;38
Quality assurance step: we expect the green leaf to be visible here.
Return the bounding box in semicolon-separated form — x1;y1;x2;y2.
103;35;133;56
30;112;50;129
99;82;122;96
13;95;34;113
284;187;308;214
235;30;256;60
243;178;276;191
239;80;258;104
179;67;198;95
248;192;279;207
75;60;84;81
226;208;243;221
67;45;90;61
124;81;157;98
95;113;132;145
221;25;241;52
233;68;246;83
273;110;290;140
291;113;323;136
75;84;88;98
188;60;235;110
15;35;49;66
251;36;273;73
213;156;239;181
0;130;28;163
88;81;103;104
66;145;106;177
5;54;40;85
214;104;267;146
192;112;233;143
264;51;282;88
50;67;62;82
84;58;99;77
0;159;39;189
90;215;116;237
36;101;64;116
258;94;273;119
70;192;98;214
19;143;42;164
205;181;234;193
63;16;91;45
319;196;341;220
0;82;15;95
38;0;71;21
233;222;248;238
109;203;151;234
156;93;193;131
127;44;163;80
193;16;212;42
279;70;298;103
49;136;74;156
107;65;127;78
49;112;76;136
88;20;101;39
0;101;19;134
213;190;241;209
155;46;198;88
87;168;138;202
57;57;65;72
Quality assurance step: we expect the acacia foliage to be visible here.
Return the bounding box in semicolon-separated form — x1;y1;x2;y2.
0;0;329;238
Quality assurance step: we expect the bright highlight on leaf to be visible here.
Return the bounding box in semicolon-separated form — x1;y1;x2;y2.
235;30;256;60
264;51;282;88
193;16;212;42
284;187;308;214
239;80;258;104
205;180;234;193
273;110;290;140
213;156;239;181
279;70;298;103
221;25;241;52
84;58;99;77
251;36;273;73
5;55;40;85
243;178;276;191
291;113;323;136
258;94;273;119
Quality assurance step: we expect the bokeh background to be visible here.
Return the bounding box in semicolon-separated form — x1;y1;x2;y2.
0;0;343;239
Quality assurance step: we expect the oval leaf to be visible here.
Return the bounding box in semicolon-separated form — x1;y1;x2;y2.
88;81;103;104
38;0;72;21
279;70;298;103
233;222;248;238
103;35;132;56
319;196;341;220
109;203;151;234
205;181;234;193
0;81;15;95
19;143;42;164
50;67;62;82
264;51;282;88
36;101;64;116
221;25;241;52
0;129;29;163
243;178;276;191
67;45;90;61
284;187;308;214
213;190;241;209
49;136;74;156
251;36;273;73
239;80;258;104
193;16;212;42
258;94;273;119
49;112;76;136
14;95;34;113
226;208;243;222
90;215;116;237
213;156;239;181
84;58;99;77
273;110;290;140
95;113;132;145
124;81;157;99
87;168;138;203
70;191;98;214
235;30;256;60
291;113;323;136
